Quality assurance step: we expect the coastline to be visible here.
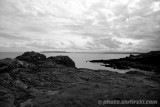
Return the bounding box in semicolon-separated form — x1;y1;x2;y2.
0;52;131;71
90;51;160;73
0;51;160;107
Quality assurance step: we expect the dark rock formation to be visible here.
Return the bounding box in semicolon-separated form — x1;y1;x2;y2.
16;51;75;68
47;56;75;67
90;51;160;73
16;51;46;63
0;51;160;107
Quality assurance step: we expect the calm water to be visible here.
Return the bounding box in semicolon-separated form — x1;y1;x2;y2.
0;52;130;73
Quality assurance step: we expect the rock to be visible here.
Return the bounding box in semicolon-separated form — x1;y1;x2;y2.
36;61;59;68
129;54;135;57
90;51;160;73
16;51;46;63
0;73;13;88
20;99;33;107
104;62;129;70
0;59;14;73
145;75;160;83
47;56;75;67
13;80;28;90
125;71;145;76
44;90;59;96
0;87;15;107
0;66;10;73
28;88;42;96
0;58;28;74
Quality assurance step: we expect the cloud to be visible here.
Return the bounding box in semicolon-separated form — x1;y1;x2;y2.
0;0;160;52
0;32;30;40
95;38;121;49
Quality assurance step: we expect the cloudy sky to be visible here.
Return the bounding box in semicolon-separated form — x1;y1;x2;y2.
0;0;160;52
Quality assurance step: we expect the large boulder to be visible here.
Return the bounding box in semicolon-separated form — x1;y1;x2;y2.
16;51;46;63
47;56;75;67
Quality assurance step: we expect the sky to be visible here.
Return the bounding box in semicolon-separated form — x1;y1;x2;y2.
0;0;160;52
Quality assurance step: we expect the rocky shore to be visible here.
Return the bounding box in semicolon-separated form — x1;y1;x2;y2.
90;51;160;73
0;51;160;107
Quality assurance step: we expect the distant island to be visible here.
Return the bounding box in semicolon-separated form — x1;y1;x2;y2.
41;51;70;53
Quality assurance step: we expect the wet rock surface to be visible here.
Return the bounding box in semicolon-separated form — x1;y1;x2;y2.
90;51;160;73
0;51;160;107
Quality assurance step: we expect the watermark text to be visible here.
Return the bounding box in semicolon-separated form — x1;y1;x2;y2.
98;100;158;105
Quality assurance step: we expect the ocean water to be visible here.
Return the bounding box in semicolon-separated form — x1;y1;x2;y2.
0;52;130;73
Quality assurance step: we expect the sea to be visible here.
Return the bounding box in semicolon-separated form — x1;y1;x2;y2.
0;52;132;73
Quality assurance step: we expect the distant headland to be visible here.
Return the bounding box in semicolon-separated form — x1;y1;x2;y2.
41;51;143;54
41;51;70;53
